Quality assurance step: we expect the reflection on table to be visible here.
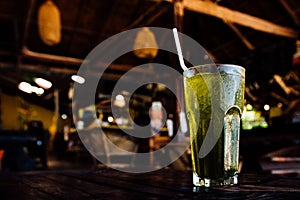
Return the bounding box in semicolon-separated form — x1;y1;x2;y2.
0;168;299;199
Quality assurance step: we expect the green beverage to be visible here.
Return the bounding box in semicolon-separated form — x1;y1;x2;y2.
183;64;245;187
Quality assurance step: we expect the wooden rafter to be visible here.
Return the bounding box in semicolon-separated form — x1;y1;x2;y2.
279;0;300;26
224;21;255;50
158;0;298;39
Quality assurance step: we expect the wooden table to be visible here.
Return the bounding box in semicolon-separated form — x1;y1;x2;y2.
1;168;300;199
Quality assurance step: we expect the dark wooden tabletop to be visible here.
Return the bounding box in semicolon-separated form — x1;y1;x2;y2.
1;168;300;200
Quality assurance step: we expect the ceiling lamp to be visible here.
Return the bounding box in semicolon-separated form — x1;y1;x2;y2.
71;75;85;84
38;0;61;46
133;27;158;59
114;94;126;108
34;77;52;89
18;82;44;95
31;86;44;96
18;82;33;94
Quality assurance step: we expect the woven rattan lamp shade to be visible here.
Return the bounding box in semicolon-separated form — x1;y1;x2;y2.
38;0;61;46
133;27;158;59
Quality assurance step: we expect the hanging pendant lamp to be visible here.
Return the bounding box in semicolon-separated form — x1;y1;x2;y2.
38;0;61;46
133;27;158;59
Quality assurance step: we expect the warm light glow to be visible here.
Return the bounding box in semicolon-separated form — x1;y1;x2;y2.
18;82;44;95
61;114;67;119
246;104;253;110
114;94;126;108
68;84;74;99
264;104;270;111
31;86;44;95
116;94;124;101
35;77;52;89
71;75;85;84
18;82;33;94
108;116;114;123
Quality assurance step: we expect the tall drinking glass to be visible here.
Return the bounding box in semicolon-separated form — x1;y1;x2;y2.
183;64;245;187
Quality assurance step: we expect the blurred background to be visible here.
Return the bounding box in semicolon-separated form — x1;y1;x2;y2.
0;0;300;174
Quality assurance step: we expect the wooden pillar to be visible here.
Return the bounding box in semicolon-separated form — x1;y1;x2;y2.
54;89;60;131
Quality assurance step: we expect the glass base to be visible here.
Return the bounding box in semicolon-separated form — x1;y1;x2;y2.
193;172;238;187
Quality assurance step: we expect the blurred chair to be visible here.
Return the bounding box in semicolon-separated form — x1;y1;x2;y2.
149;136;170;152
79;128;139;169
149;136;171;167
0;149;4;171
259;144;300;175
26;120;49;169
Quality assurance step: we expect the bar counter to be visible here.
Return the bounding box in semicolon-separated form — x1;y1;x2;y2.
1;168;299;199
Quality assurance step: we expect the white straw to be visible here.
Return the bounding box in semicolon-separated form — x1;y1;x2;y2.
172;28;188;71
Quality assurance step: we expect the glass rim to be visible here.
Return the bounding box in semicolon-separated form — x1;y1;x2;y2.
217;63;245;72
188;63;244;70
184;63;245;78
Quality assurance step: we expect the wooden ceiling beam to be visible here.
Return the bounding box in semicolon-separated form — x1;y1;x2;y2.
159;0;298;39
20;47;157;78
126;1;168;29
224;21;255;50
22;46;83;66
279;0;300;27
